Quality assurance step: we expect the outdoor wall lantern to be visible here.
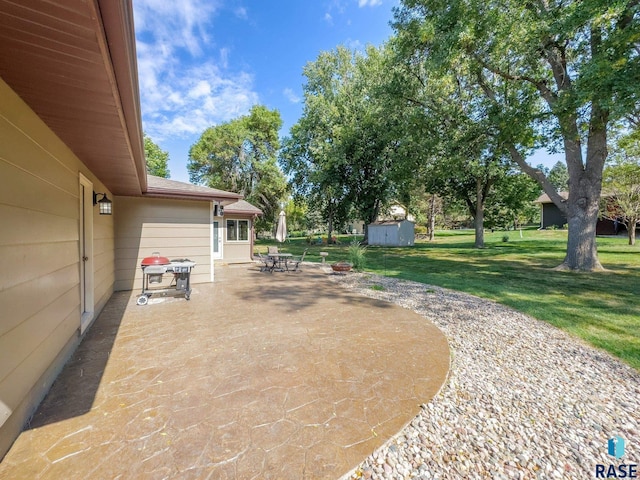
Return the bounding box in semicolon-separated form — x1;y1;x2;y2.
93;192;113;215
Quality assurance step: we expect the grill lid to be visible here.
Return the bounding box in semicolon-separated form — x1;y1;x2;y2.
141;252;170;266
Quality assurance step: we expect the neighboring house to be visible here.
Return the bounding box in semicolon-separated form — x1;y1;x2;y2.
534;192;629;235
348;204;414;235
534;192;569;229
0;0;258;459
368;220;416;246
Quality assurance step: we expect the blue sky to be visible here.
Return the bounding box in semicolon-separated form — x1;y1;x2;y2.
133;0;402;183
133;0;562;183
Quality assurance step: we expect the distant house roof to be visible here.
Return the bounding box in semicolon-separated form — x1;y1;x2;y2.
225;200;263;216
143;175;242;204
534;191;569;204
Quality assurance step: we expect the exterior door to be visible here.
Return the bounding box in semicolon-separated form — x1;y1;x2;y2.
212;220;223;260
79;174;94;334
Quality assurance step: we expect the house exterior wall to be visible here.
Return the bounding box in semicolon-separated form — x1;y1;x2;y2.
222;215;255;263
0;77;114;458
114;197;212;291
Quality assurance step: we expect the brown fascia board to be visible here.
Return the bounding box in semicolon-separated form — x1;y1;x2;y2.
142;189;242;205
226;208;264;216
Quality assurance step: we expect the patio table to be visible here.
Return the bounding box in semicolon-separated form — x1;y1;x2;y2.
268;253;292;272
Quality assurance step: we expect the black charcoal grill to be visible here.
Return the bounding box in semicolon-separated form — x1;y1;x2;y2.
137;252;196;305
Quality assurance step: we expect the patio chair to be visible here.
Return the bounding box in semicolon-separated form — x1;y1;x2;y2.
256;252;274;273
288;248;308;272
267;246;279;255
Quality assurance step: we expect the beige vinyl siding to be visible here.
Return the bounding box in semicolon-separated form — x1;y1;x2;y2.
0;77;114;456
223;216;254;263
114;196;212;291
223;242;253;263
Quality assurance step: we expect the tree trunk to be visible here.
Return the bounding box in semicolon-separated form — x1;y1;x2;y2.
428;194;436;241
556;104;607;271
362;200;381;245
507;141;605;271
629;218;637;246
474;178;485;248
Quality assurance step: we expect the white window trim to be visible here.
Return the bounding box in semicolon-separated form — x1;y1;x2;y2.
226;218;250;242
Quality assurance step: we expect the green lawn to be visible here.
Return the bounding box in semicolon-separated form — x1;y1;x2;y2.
256;229;640;370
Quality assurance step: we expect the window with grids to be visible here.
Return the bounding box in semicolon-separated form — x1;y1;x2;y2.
226;219;249;241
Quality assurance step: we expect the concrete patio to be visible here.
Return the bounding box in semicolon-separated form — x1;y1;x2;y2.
0;264;449;479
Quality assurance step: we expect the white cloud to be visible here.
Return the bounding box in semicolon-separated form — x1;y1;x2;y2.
358;0;382;6
134;0;219;56
138;60;259;140
235;7;248;19
219;47;230;69
133;0;260;142
324;12;333;24
283;88;301;104
188;80;212;99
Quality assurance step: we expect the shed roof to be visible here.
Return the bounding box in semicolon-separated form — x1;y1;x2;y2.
534;192;569;204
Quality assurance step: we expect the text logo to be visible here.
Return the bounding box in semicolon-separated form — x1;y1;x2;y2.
596;435;637;478
609;436;626;459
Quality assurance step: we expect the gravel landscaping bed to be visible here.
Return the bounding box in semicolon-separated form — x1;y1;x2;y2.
328;270;640;480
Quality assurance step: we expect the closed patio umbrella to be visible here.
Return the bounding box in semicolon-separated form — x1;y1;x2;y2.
275;210;287;243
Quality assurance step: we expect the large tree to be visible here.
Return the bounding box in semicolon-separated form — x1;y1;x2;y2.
387;32;527;248
394;0;640;271
484;171;542;231
281;46;408;243
144;133;170;178
188;105;288;229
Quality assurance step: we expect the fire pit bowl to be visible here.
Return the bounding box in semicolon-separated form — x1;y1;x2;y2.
331;261;352;273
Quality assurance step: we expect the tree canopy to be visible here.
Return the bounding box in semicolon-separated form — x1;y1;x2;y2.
548;162;569;192
144;133;170;178
188;105;288;229
280;46;410;243
602;133;640;245
393;0;640;270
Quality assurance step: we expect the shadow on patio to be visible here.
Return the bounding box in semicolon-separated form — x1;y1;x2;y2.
0;264;449;480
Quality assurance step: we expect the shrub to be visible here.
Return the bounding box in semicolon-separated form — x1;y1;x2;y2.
348;239;367;270
502;234;510;242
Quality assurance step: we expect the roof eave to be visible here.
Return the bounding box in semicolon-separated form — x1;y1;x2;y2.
143;189;242;204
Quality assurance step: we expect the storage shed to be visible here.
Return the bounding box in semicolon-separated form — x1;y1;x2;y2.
534;192;568;229
367;220;415;246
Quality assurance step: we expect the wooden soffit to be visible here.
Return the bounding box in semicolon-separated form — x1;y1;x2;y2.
0;0;146;195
